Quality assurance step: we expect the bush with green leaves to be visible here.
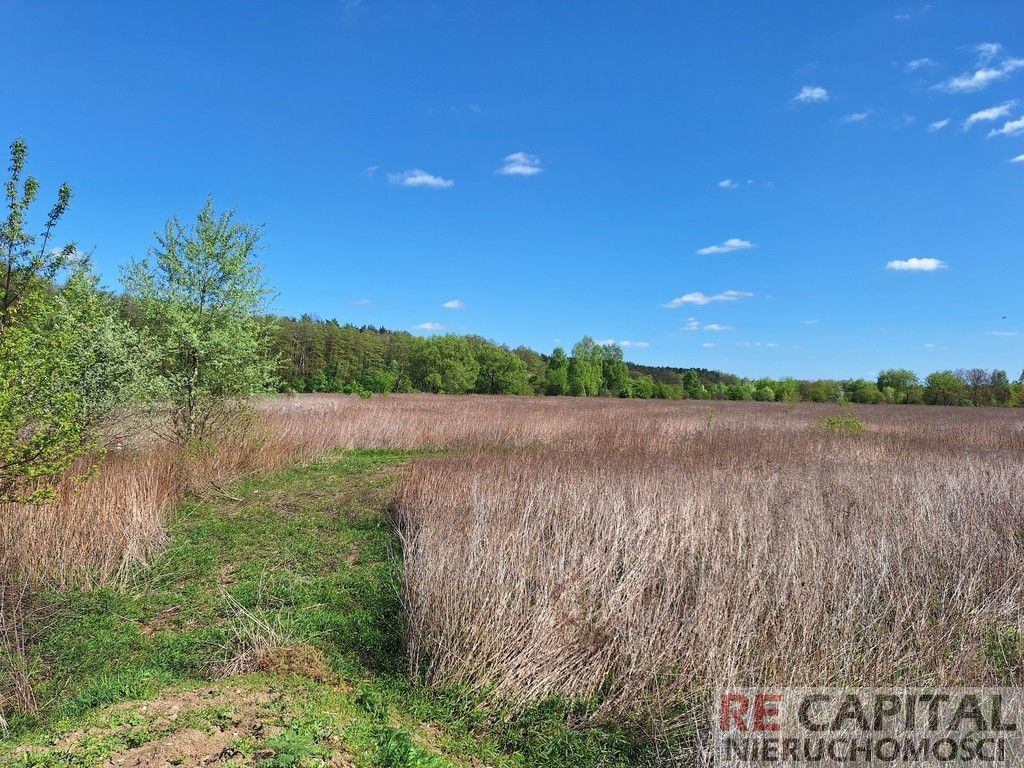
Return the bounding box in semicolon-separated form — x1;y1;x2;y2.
820;411;865;435
0;139;147;503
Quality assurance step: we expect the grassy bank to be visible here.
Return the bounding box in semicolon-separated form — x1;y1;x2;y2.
4;450;649;767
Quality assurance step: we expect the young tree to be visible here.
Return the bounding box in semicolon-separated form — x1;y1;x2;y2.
1;139;73;331
0;290;89;503
44;267;151;429
123;199;277;444
0;139;145;502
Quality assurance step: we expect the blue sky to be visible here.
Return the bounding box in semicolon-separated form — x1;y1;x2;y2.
2;1;1022;379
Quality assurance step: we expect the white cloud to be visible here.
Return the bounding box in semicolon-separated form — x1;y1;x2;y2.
682;318;733;332
935;54;1024;93
986;330;1018;336
964;101;1016;130
719;178;770;189
928;118;950;132
988;116;1024;138
441;299;464;310
841;111;871;124
737;341;778;348
1012;154;1024;163
388;169;454;188
596;339;649;349
349;298;372;306
497;151;542;176
794;85;829;103
976;42;1003;64
664;290;753;308
886;257;946;271
905;57;937;71
923;343;938;348
701;342;717;348
696;237;754;255
414;322;445;331
803;319;819;325
894;5;934;22
364;165;379;177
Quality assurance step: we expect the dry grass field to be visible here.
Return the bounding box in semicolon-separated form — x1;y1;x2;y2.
3;394;1024;754
395;398;1024;730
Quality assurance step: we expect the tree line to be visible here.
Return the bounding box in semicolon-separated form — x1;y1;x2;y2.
271;316;1024;406
272;318;746;399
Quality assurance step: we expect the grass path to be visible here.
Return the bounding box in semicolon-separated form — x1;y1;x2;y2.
3;450;648;767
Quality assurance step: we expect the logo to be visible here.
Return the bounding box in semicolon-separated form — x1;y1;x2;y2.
714;688;1024;766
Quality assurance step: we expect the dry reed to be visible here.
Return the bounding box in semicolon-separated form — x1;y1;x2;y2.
392;398;1024;729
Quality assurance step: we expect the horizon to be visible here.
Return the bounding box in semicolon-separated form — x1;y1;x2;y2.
2;1;1022;380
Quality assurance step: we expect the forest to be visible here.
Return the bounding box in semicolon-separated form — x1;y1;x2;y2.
270;315;1024;406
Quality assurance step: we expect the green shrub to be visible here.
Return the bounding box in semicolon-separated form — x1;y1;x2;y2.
820;412;865;435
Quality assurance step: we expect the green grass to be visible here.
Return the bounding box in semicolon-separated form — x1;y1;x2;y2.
3;450;654;767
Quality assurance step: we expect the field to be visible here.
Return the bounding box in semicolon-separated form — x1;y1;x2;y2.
3;395;1023;766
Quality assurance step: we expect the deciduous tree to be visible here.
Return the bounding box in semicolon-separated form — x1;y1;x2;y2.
924;371;970;406
0;140;145;502
123;199;277;444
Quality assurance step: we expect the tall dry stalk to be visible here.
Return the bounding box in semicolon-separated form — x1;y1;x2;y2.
393;400;1024;731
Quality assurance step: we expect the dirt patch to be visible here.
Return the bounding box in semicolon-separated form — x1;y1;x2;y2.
103;725;239;766
139;605;180;637
344;545;361;567
219;636;338;684
17;684;357;767
256;644;337;684
217;563;238;587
